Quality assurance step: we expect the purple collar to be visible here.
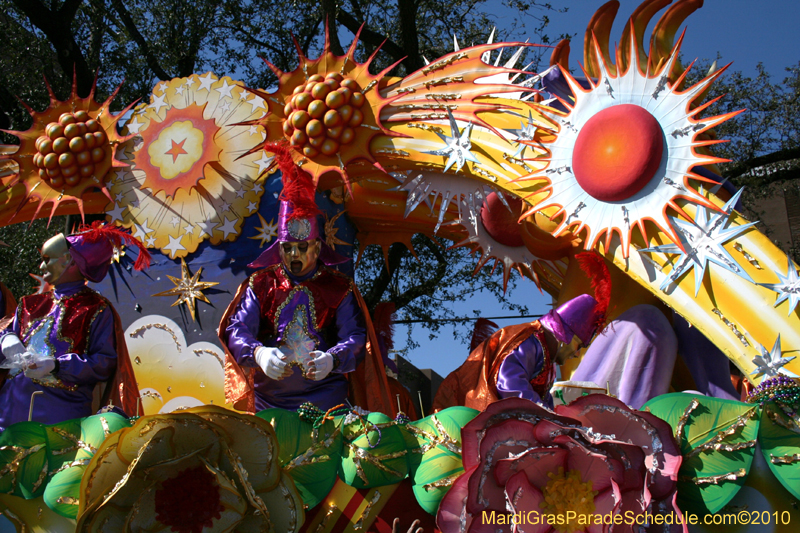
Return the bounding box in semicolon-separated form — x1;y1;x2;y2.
52;280;88;300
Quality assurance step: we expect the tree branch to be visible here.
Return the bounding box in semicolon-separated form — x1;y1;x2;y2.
10;0;93;95
335;7;407;65
108;0;172;81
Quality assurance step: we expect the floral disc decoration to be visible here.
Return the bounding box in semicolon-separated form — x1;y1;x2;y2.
515;7;742;256
75;406;305;533
109;73;274;258
0;75;135;226
437;396;684;533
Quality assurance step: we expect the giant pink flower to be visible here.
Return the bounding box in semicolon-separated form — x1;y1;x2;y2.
437;396;685;533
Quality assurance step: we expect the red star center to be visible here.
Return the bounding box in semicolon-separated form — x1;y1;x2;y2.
165;138;188;163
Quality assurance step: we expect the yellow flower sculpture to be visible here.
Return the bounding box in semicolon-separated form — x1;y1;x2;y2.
76;406;304;533
109;73;276;258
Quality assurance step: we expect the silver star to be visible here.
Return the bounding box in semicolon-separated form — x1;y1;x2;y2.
640;188;757;296
505;110;539;157
760;255;800;316
751;335;798;379
424;109;479;172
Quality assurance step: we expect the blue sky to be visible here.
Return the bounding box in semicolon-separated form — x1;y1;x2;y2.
398;0;800;378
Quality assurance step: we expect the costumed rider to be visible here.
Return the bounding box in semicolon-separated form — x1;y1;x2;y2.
433;252;610;412
0;222;148;431
220;143;394;414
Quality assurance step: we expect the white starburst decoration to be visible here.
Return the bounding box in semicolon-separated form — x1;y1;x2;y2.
394;170;559;289
760;255;800;316
505;110;543;157
640;188;757;295
424;109;479;172
751;335;798;379
514;30;741;256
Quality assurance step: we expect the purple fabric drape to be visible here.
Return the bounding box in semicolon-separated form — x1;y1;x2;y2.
571;304;678;409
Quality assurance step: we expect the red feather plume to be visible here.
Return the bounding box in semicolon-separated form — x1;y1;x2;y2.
372;302;396;350
73;220;152;271
265;140;321;221
470;318;499;352
575;252;611;333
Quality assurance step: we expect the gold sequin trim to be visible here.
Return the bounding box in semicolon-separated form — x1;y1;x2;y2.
422;52;469;74
129;323;182;352
681;468;747;485
685;407;758;458
771;453;800;465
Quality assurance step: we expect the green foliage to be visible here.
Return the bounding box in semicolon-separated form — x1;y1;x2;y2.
0;217;66;300
644;393;761;514
757;403;800;501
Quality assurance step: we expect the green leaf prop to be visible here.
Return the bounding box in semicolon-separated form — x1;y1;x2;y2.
406;406;477;514
644;393;760;514
256;408;342;509
0;412;128;510
757;402;800;500
43;412;129;518
338;412;408;489
0;421;48;498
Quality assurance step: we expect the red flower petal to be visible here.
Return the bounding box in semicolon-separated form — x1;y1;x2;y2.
437;466;476;533
494;447;568;489
586;482;621;533
556;395;681;500
467;419;540;514
505;471;550;533
556;435;624;493
462;398;559;470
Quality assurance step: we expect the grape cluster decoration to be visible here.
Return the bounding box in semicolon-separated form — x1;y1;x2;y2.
282;72;365;158
32;111;108;188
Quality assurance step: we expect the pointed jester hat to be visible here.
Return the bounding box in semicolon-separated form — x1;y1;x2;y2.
67;221;151;282
248;141;348;269
540;252;611;345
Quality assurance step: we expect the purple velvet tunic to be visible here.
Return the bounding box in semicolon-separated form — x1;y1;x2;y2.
224;266;366;411
0;281;117;431
496;336;554;408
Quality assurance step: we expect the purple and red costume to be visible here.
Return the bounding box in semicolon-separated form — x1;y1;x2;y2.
221;263;367;411
0;281;118;430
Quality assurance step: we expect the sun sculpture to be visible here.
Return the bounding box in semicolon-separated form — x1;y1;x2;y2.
515;5;742;256
0;76;133;226
108;73;274;258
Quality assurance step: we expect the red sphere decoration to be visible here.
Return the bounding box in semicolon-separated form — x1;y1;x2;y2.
572;104;664;202
479;192;525;247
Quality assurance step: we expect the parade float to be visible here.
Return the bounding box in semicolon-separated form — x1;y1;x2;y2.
1;0;799;531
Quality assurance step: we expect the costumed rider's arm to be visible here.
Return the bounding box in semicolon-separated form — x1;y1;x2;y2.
309;292;366;380
0;309;23;365
495;336;549;406
224;285;289;380
48;306;117;385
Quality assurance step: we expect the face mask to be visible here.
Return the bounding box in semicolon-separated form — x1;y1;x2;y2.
39;234;73;285
279;239;321;277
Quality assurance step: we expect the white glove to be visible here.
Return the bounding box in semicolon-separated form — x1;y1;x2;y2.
1;334;26;359
308;350;334;381
254;346;290;380
24;357;56;379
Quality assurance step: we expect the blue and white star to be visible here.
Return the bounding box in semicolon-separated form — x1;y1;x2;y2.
424;109;479;173
751;335;798;379
640;188;758;296
760;255;800;316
